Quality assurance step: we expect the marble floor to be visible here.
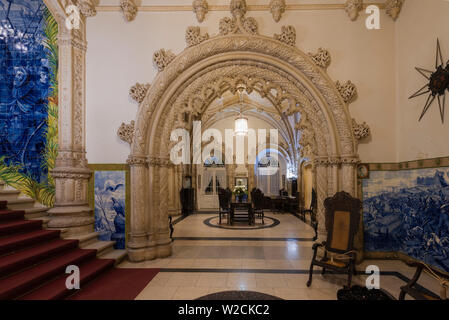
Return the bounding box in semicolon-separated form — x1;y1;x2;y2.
118;213;442;300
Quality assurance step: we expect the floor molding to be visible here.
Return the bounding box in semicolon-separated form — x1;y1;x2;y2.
173;237;315;242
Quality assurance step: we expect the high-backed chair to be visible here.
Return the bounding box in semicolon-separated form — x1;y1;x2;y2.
399;261;449;300
306;191;362;288
251;189;265;224
218;188;231;225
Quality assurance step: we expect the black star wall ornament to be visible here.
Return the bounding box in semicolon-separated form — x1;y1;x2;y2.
409;39;449;123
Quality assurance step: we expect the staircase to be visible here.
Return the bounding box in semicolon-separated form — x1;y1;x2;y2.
0;180;127;262
0;200;128;300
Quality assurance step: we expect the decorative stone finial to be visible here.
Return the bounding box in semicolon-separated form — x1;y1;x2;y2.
336;81;358;104
120;0;138;22
352;119;371;140
186;26;209;47
270;0;286;23
117;121;135;144
344;0;363;21
219;0;258;35
308;48;332;69
130;83;150;104
230;0;247;19
274;26;296;46
153;49;176;72
385;0;404;21
77;0;97;17
192;0;209;23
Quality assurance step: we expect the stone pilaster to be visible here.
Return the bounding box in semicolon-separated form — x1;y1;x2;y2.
47;16;94;237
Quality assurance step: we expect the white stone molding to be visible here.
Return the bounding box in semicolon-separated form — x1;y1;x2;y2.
192;0;209;23
153;49;176;72
335;80;358;104
352;119;371;140
269;0;286;23
344;0;363;21
186;26;209;47
118;121;135;144
130;83;151;104
77;0;97;17
274;26;296;47
120;0;138;22
385;0;404;21
308;48;331;69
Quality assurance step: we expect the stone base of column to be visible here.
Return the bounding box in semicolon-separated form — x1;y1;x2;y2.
47;205;94;238
127;234;173;262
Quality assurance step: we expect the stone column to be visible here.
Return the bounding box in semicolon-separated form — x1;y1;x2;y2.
341;157;359;196
47;17;94;237
313;158;329;240
155;158;172;258
127;155;148;262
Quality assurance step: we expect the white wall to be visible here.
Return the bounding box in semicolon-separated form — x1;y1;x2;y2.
86;1;411;164
395;0;449;162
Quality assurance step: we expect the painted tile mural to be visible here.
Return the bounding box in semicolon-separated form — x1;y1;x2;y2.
0;0;58;206
94;171;126;249
363;168;449;272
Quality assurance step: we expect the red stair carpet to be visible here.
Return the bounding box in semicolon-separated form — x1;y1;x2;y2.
0;200;159;300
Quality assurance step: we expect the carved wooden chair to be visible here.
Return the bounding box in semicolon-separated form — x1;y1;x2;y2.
302;189;318;240
218;188;231;225
307;191;362;288
251;189;265;224
399;261;449;300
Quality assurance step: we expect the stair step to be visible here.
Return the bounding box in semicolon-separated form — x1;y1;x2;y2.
0;248;97;300
100;250;128;266
0;220;43;237
24;207;48;220
0;239;79;278
29;260;115;301
0;210;25;222
0;230;61;256
5;198;35;210
19;258;115;300
83;241;115;257
68;232;99;247
0;189;21;200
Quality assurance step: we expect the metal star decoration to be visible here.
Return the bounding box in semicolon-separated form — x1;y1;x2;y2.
409;39;449;123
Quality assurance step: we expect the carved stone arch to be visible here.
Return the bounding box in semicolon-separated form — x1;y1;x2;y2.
128;33;359;261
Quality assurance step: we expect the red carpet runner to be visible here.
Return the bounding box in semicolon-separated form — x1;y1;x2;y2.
0;200;159;300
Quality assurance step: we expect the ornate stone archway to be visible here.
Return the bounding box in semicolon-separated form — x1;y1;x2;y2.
126;0;362;262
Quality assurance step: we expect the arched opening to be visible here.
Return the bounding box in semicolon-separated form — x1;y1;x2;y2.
128;19;358;261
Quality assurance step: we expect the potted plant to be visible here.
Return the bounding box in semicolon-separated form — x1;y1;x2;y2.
233;185;248;203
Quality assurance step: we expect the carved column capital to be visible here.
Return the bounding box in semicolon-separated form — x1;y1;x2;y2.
127;155;148;166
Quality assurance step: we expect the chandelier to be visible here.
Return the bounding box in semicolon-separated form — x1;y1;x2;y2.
234;85;248;136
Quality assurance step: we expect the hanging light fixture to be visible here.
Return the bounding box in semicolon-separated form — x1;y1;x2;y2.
235;85;248;136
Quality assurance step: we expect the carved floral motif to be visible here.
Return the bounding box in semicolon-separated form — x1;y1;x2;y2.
336;80;358;104
344;0;363;21
270;0;286;23
153;49;176;72
308;48;331;69
77;0;97;17
219;0;258;35
192;0;209;23
385;0;404;21
130;83;151;104
118;121;135;144
274;26;296;46
352;119;371;140
186;26;209;47
120;0;138;22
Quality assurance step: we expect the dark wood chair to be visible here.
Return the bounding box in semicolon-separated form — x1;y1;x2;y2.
307;191;362;288
302;189;318;240
218;188;231;225
399;261;449;300
251;189;265;224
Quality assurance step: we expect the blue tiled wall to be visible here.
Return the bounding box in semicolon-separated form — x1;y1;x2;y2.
363;168;449;272
0;0;51;182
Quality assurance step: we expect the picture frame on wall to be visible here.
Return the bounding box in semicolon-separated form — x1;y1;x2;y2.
357;164;370;179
